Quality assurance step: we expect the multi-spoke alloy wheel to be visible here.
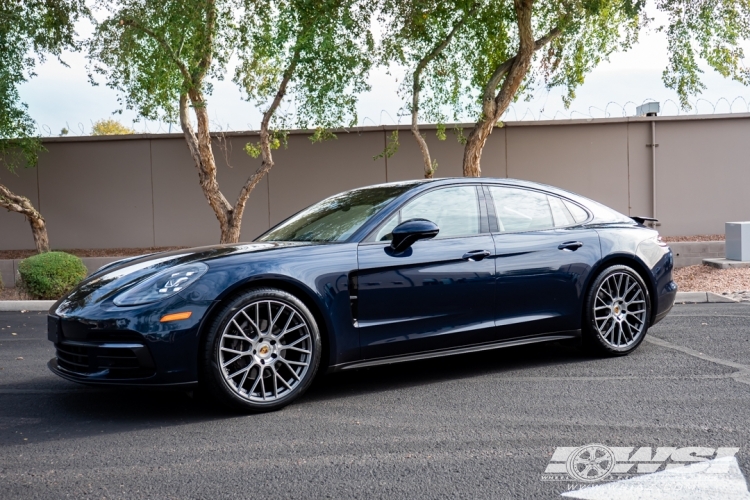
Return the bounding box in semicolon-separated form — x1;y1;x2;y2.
584;265;650;355
202;288;321;412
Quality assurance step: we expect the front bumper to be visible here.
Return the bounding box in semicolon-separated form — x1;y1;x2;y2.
46;297;213;386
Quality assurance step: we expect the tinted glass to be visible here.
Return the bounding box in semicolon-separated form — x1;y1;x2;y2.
564;200;589;223
489;186;554;232
549;195;575;227
376;186;480;241
258;184;415;242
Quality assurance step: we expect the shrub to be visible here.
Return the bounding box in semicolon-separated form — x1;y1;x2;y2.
18;252;88;300
91;118;136;136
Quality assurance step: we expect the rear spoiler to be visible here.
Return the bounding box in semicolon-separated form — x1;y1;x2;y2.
631;216;658;225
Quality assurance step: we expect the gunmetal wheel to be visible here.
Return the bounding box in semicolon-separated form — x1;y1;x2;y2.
583;265;650;356
202;288;321;412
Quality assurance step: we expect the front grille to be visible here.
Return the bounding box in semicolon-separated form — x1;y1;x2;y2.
55;342;155;379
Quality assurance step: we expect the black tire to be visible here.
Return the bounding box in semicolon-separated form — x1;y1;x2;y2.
200;287;322;413
582;264;651;356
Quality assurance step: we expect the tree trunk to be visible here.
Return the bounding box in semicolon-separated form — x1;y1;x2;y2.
179;92;236;243
231;55;300;239
462;117;495;177
411;8;474;179
0;183;50;253
462;0;562;177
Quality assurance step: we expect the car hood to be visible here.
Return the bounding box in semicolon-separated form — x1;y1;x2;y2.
53;242;314;315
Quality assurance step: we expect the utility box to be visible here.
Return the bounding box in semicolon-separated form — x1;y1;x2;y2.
726;222;750;261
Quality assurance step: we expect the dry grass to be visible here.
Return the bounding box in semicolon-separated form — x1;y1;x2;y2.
673;265;750;293
0;288;32;301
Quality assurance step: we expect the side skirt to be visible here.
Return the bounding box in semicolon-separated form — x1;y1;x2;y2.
328;330;581;372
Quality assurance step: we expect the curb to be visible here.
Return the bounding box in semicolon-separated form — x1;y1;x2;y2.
675;292;739;304
0;301;55;312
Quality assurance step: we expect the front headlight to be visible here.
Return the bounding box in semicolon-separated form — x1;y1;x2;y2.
113;262;208;306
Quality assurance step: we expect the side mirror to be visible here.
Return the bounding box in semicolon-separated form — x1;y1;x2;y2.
390;218;439;253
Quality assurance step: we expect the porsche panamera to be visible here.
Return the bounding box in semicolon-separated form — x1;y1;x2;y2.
47;178;676;412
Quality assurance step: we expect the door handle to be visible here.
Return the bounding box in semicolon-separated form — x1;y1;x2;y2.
462;250;491;261
558;241;583;251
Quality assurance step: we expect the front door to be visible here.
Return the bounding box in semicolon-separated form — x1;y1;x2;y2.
356;185;496;359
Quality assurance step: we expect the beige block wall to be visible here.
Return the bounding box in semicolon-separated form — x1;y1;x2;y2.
655;119;750;236
2;115;750;251
506;123;630;214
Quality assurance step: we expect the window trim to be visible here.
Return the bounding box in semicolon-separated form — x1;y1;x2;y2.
484;185;593;235
361;184;489;245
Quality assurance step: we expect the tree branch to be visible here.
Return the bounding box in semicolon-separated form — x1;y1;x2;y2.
482;24;563;106
411;4;477;178
235;50;301;213
122;18;192;84
195;0;216;80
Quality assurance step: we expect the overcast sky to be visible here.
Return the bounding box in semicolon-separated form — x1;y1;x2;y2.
19;6;750;137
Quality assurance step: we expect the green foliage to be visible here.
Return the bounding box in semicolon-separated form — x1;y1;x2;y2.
379;0;476;128
17;252;88;300
234;0;375;137
379;0;750;124
373;130;399;160
91;118;136;135
310;128;337;143
88;0;239;122
0;0;88;171
435;123;447;141
453;125;467;145
244;130;286;158
658;0;750;109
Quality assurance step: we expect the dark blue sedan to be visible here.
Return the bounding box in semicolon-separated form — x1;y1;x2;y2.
47;178;677;412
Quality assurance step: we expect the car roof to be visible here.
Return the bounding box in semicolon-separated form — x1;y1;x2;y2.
369;177;582;199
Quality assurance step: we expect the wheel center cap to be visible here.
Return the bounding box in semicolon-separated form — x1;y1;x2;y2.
257;343;272;358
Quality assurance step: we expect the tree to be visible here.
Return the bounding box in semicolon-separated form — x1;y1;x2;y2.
90;0;251;243
91;118;137;135
234;0;374;190
0;0;87;253
378;0;476;178
384;0;750;177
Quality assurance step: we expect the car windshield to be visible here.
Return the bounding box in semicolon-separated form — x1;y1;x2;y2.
258;184;417;242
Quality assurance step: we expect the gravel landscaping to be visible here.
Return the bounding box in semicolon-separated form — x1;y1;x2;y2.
662;234;724;242
673;264;750;302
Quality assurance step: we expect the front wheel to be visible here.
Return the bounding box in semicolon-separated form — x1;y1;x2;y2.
583;265;651;356
201;287;322;412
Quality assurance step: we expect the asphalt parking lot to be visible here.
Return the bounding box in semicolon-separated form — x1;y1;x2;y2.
1;303;749;499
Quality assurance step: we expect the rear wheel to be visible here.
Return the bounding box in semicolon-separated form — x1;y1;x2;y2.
201;287;321;412
583;265;651;356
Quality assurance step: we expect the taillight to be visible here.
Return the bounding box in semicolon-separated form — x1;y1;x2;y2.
656;235;668;247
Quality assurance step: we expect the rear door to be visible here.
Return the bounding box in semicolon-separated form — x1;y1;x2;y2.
356;185;496;359
486;186;601;338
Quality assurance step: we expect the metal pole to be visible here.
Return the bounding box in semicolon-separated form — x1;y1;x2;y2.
651;120;657;223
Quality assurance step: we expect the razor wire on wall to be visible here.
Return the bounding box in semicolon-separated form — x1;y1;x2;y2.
35;96;750;137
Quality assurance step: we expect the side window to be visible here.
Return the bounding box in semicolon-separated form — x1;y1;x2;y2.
375;213;400;241
488;186;554;232
564;200;589;223
399;186;481;239
548;195;575;227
